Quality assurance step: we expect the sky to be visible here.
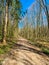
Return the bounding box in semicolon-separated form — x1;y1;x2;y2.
19;0;49;28
19;0;35;28
20;0;35;11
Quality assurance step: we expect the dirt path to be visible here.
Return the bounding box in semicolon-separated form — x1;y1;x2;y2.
2;38;49;65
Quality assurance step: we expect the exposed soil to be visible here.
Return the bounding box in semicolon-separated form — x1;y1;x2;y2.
1;38;49;65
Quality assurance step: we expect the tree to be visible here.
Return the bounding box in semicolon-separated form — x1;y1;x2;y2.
10;0;22;38
37;0;49;29
0;0;22;44
2;0;12;44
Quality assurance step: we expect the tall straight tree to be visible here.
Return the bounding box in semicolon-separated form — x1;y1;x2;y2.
2;0;12;44
37;0;49;30
1;0;22;44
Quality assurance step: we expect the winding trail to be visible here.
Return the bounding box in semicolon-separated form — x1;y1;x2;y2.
2;38;49;65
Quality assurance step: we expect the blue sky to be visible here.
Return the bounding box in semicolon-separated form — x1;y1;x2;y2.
20;0;35;11
20;0;49;13
19;0;49;28
19;0;35;28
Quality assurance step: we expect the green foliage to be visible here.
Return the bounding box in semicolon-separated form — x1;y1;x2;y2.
0;39;17;54
0;45;10;54
0;48;5;54
42;48;49;55
31;42;49;55
0;60;3;65
0;0;22;40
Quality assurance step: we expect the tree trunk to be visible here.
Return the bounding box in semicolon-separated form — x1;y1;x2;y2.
47;15;49;37
47;15;49;29
13;20;18;39
2;3;8;44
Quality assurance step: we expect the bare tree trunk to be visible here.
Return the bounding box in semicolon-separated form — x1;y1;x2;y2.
2;3;8;44
47;15;49;37
13;20;18;39
47;15;49;29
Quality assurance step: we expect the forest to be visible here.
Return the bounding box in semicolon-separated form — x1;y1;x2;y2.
0;0;49;65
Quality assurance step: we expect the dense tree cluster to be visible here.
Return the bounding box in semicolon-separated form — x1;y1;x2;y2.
0;0;22;44
19;0;49;41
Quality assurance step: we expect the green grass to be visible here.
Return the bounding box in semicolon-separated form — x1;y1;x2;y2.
0;40;17;54
33;42;49;55
0;40;17;65
0;45;10;54
42;48;49;55
0;46;9;64
0;60;3;65
32;42;49;55
28;40;49;56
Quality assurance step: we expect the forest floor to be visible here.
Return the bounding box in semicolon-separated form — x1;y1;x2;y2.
0;37;49;65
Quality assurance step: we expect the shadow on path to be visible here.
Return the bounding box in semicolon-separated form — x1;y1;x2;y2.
3;39;49;65
8;40;49;57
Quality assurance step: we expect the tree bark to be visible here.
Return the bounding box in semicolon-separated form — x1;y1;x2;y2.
47;15;49;37
2;3;8;44
47;15;49;29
